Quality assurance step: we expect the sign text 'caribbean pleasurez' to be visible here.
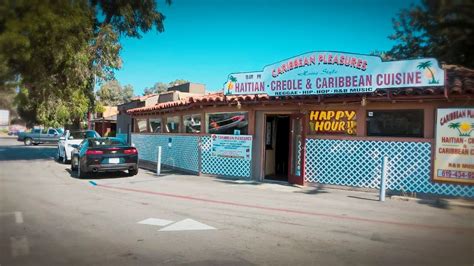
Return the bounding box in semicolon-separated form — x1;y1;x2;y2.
224;51;445;96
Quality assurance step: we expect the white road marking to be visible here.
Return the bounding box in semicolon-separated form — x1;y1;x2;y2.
159;219;216;232
14;211;23;224
10;236;30;257
138;218;174;226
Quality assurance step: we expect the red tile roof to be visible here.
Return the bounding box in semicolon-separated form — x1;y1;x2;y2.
128;65;473;115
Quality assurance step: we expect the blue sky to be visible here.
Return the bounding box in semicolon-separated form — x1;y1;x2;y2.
115;0;416;95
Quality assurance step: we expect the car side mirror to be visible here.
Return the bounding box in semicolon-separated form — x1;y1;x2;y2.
71;144;79;149
59;136;66;140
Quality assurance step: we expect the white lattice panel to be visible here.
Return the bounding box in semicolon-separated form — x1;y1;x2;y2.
132;134;199;173
305;139;474;198
200;136;251;178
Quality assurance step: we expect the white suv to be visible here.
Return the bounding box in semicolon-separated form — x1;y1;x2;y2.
57;130;100;163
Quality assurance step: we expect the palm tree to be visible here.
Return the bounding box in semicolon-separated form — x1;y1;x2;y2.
226;76;237;94
417;61;438;84
448;122;461;135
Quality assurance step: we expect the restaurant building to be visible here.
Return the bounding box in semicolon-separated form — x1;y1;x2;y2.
128;51;474;198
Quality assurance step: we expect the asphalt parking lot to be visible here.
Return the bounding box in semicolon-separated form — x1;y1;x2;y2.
1;136;473;265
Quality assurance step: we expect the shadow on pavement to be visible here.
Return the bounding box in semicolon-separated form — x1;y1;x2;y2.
295;184;329;195
416;198;450;209
65;168;131;180
0;145;56;161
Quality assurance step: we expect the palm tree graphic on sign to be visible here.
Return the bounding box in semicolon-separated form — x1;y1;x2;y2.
226;76;237;94
448;122;474;137
417;61;439;84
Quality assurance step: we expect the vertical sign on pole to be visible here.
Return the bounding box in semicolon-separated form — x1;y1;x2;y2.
156;146;162;176
379;156;389;202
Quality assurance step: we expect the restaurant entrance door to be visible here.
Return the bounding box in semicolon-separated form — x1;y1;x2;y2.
288;114;305;185
264;115;290;182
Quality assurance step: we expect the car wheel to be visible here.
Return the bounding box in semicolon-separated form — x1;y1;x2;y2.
57;148;63;162
24;138;32;146
78;160;88;179
62;149;67;164
71;156;78;171
128;169;138;176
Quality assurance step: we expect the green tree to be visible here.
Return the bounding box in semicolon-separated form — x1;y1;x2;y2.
96;80;134;106
143;79;189;95
387;0;474;67
0;0;171;127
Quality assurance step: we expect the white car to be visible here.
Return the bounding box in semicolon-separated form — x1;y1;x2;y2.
57;130;100;163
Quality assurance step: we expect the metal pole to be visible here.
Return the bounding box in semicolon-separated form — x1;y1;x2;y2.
379;156;388;202
156;146;162;176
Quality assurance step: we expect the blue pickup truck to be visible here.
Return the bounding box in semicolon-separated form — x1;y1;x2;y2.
18;128;64;146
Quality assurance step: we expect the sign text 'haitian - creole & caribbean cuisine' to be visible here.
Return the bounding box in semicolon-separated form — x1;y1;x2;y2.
434;108;474;185
223;51;445;96
210;134;252;161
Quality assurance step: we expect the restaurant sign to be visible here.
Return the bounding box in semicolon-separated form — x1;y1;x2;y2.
434;108;474;185
224;51;445;96
309;110;356;135
210;134;252;161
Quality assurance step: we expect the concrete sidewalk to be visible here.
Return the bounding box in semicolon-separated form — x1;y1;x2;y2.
139;166;474;210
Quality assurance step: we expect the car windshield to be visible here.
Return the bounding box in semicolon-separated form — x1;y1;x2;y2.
88;138;126;147
69;131;98;139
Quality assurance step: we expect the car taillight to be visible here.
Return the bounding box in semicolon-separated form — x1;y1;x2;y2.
86;149;103;155
124;148;137;154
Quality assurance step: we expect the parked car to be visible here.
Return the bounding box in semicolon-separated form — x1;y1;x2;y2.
71;137;138;178
18;128;64;145
57;130;100;164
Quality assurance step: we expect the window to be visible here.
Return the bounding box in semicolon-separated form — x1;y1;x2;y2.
149;118;162;133
69;131;86;139
68;131;100;140
165;116;180;133
183;114;201;133
48;129;56;135
89;138;126;147
136;118;148;133
367;110;423;138
207;112;248;135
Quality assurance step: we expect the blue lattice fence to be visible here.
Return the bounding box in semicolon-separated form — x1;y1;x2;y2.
131;134;200;173
200;136;251;179
305;139;474;198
